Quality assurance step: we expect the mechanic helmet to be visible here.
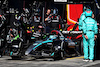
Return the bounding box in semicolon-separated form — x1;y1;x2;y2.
34;9;40;16
85;8;93;17
53;8;58;15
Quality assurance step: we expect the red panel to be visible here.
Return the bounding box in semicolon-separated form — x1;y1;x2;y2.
70;4;83;22
67;4;83;31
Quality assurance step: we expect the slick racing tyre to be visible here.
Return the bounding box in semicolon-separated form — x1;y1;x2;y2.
53;41;67;60
60;41;67;60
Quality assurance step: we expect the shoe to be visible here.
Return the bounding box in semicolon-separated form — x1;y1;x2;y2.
0;55;2;58
83;59;89;62
89;60;93;62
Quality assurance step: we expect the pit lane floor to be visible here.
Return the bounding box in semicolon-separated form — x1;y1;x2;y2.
0;56;100;67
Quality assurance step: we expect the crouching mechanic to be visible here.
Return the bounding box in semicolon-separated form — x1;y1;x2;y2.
82;9;98;62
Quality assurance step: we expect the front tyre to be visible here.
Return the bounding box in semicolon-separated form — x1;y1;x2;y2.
60;41;68;60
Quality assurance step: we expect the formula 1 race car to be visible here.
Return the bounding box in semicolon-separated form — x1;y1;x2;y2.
24;30;76;60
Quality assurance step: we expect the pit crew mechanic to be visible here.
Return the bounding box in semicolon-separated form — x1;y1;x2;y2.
45;8;52;33
82;8;98;62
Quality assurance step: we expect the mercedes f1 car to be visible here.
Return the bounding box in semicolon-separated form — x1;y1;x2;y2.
24;30;76;60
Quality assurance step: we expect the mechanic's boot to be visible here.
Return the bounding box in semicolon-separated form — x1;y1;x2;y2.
83;59;89;62
89;60;93;62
